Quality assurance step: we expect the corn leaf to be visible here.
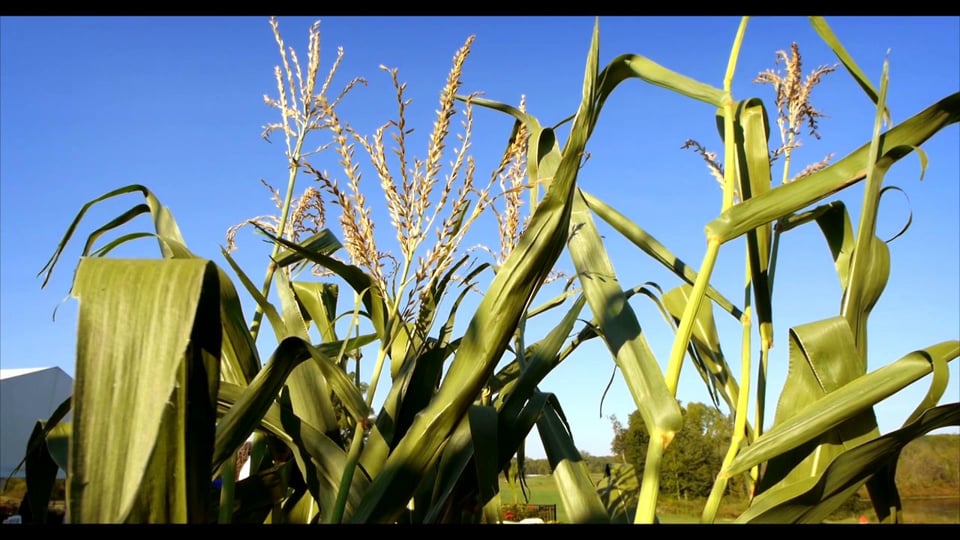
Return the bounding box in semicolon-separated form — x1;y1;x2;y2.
720;98;774;343
809;16;891;125
273;229;342;268
468;406;501;523
842;57;891;363
595;54;725;111
68;257;221;523
23;421;60;524
596;463;640;523
662;284;742;415
274;270;340;437
739;404;959;523
751;317;876;496
39;184;187;288
349;19;602;524
276;388;371;523
582;190;742;320
537;397;609;523
707;93;959;243
220;247;286;343
726;337;960;477
568;188;683;438
261;225;388;340
291;281;340;343
213;334;374;473
778;201;855;290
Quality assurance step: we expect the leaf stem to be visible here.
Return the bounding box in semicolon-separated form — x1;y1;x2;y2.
634;432;667;523
250;135;309;342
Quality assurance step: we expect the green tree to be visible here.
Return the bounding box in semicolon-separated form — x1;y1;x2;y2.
610;412;650;473
613;403;738;499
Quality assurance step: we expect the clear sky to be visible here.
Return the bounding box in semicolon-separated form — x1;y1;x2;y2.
1;16;958;459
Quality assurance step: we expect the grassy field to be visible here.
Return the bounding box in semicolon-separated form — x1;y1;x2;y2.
497;473;960;524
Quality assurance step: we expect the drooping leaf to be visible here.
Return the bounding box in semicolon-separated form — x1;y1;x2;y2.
707;93;959;243
809;16;891;125
40;184;188;288
537;397;609;524
581;190;742;320
739;404;959;523
291;281;340;343
69;257;221;523
662;284;742;415
567;188;683;440
277;388;371;523
213;334;375;473
726;336;959;478
260;225;388;340
719;98;774;346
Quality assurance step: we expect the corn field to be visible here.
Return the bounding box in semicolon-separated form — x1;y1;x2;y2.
12;16;959;524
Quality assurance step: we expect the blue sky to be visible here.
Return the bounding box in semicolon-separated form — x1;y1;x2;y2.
1;16;957;459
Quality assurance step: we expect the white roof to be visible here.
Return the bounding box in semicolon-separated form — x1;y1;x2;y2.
0;367;64;380
0;366;73;478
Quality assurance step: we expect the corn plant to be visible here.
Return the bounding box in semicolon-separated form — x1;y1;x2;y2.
19;16;958;524
464;16;957;524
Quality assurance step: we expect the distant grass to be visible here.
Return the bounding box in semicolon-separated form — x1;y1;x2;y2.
498;474;959;524
497;473;747;523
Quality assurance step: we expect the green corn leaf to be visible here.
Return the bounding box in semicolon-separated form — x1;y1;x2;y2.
367;261;481;459
215;264;261;387
216;383;286;444
45;422;71;480
212;334;374;473
413;254;471;346
778;201;855;290
581;190;742;320
721;98;774;345
707;93;959;244
68;257;221;523
349;18;602;524
220;247;286;343
23;421;60;524
526;287;580;319
272;269;341;439
468;406;501;523
276;389;371;523
273;229;342;268
500;295;586;423
725;336;959;478
40;184;188;288
596;463;640;523
568;188;683;439
291;281;340;343
751;317;876;495
230;460;296;524
595;53;725;112
662;284;742;415
739;404;959;523
422;415;477;524
255;224;389;342
537;397;609;523
842;57;891;362
460;96;555;206
809;16;891;125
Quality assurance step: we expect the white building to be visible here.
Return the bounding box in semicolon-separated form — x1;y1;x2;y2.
0;367;73;478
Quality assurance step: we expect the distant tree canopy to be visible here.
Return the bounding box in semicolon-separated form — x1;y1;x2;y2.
895;434;960;497
610;402;747;499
